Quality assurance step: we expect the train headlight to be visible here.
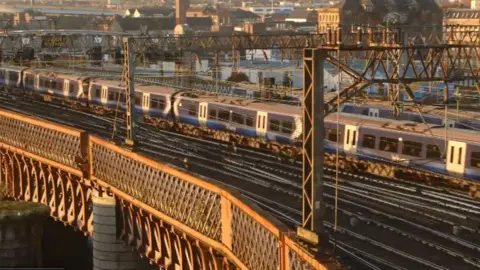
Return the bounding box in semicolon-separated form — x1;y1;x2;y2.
398;137;403;142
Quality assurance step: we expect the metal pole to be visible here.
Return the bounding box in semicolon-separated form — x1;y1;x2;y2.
297;48;326;253
122;37;136;147
444;84;448;158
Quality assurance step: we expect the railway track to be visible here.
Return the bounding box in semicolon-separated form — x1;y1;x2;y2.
0;94;479;269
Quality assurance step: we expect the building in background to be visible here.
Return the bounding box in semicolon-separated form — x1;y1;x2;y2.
317;0;442;33
285;8;317;23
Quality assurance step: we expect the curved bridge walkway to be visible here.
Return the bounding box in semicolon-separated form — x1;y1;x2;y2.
0;108;334;270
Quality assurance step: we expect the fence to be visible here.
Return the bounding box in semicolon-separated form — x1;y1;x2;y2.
0;108;330;270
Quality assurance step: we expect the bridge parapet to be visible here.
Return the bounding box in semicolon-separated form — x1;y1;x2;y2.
0;110;85;169
0;108;330;270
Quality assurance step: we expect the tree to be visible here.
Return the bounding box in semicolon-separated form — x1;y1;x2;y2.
227;72;249;83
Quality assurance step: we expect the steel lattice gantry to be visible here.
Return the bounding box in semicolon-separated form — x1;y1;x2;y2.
298;26;480;253
0;25;479;61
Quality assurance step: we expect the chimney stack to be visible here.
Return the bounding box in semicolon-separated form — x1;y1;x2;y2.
176;0;189;25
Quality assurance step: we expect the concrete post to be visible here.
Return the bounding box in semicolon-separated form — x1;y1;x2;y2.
92;189;135;270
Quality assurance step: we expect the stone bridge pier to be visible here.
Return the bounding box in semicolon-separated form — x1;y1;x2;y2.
92;189;135;270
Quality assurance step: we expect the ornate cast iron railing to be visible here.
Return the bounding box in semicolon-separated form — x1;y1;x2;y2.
0;108;330;270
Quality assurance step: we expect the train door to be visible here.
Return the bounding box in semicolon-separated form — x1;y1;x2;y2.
198;102;208;127
142;93;150;113
368;108;379;118
34;74;39;90
343;125;359;154
256;111;268;137
446;140;466;176
4;70;9;86
101;85;108;105
63;80;70;97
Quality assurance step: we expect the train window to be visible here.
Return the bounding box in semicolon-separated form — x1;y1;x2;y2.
262;116;266;129
150;99;158;109
346;130;350;145
9;72;18;82
458;147;463;165
327;130;338;142
470;152;480;168
269;119;280;132
51;80;58;90
134;96;142;106
379;137;398;153
450;146;454;163
426;145;441;159
362;135;376;149
218;110;230;121
95;88;101;98
402;140;422;157
209;109;217;120
26;75;34;86
158;100;166;110
188;105;197;116
69;83;76;93
246;116;254;127
352;131;357;146
282;121;293;134
108;92;115;101
232;113;244;124
119;93;126;103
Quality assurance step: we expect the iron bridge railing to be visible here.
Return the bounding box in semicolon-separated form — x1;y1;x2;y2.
0;108;332;270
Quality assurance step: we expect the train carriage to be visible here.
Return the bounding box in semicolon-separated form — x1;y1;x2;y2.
325;113;480;180
0;66;25;89
0;65;479;181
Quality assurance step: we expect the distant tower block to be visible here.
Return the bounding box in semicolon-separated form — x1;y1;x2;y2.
175;0;189;25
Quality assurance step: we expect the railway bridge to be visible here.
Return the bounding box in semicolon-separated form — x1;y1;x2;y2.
1;25;480;269
0;108;333;270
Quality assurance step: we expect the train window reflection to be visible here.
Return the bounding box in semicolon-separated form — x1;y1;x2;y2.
327;129;338;142
232;113;244;124
69;83;76;93
246;116;254;127
426;145;441;159
218;110;230;121
150;99;158;109
282;121;293;134
9;72;18;82
270;119;280;131
209;109;217;119
379;137;398;153
402;140;422;157
158;100;165;110
362;134;376;149
470;152;480;168
188;105;197;116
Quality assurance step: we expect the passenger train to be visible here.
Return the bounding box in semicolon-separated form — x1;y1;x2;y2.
1;65;479;180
